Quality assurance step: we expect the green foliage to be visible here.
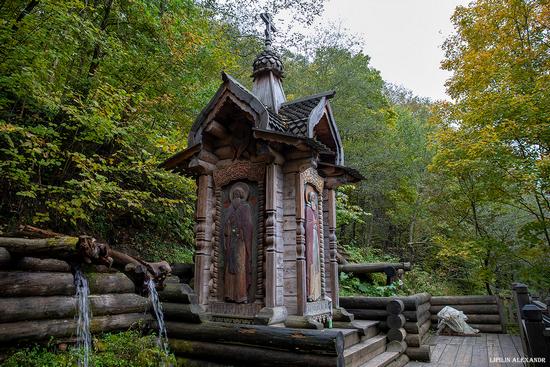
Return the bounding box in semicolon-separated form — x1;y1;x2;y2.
430;0;550;295
0;0;231;256
339;271;400;297
338;243;402;297
336;185;371;227
1;331;175;367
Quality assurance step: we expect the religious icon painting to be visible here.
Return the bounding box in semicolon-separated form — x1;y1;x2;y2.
304;184;322;302
219;181;258;304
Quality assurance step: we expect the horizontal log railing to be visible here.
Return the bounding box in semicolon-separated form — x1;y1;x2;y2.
341;293;432;362
429;295;505;334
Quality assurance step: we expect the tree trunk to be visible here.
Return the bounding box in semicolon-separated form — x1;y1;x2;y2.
13;0;39;29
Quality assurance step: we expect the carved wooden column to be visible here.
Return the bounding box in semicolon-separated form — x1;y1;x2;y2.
295;173;307;315
194;174;214;305
264;164;277;307
327;188;339;308
317;194;326;300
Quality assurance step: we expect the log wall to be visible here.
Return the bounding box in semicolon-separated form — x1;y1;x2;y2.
430;295;505;334
0;247;151;346
341;293;432;362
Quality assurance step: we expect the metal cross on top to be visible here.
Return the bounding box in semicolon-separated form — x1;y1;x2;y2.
260;13;276;48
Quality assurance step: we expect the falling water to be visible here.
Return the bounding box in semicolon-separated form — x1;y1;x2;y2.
147;278;169;356
74;268;92;367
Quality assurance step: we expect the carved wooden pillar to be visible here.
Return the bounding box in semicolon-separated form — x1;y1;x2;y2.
327;188;339;308
195;174;213;305
295;173;307;315
264;164;277;307
317;194;326;299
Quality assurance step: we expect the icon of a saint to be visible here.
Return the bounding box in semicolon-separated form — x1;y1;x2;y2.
305;190;322;302
222;183;253;303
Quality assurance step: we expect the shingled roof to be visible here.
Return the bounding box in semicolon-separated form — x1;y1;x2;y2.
275;91;336;137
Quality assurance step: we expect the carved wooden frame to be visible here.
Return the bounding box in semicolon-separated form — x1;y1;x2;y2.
297;167;330;317
210;161;266;311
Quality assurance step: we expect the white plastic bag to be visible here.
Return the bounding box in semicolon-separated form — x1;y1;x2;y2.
436;306;479;335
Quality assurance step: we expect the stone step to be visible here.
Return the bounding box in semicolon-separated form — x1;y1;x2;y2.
359;351;400;367
344;333;387;367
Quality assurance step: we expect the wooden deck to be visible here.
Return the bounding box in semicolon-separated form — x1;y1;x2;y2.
406;334;525;367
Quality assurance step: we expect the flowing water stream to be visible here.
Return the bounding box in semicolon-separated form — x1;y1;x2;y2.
147;278;169;357
74;268;92;367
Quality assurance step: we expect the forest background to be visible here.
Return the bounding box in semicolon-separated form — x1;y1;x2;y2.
0;0;548;298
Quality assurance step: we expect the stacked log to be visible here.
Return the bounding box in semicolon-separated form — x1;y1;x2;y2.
1;228;172;288
159;277;203;323
385;299;408;356
166;322;345;367
430;295;504;333
341;293;432;362
338;262;412;274
0;245;151;344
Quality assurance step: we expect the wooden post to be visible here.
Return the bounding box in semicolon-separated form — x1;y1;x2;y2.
264;164;277;308
194;174;213;305
522;304;550;361
295;173;306;315
513;283;530;356
327;189;339;308
496;295;507;334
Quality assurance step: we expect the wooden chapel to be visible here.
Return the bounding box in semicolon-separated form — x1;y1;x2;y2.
163;13;361;327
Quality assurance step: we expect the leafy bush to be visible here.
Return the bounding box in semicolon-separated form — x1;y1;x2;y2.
1;331;175;367
339;271;401;297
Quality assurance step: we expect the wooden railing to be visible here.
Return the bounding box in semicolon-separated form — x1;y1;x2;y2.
512;283;550;363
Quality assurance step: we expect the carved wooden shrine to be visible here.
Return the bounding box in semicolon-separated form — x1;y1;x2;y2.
163;14;361;326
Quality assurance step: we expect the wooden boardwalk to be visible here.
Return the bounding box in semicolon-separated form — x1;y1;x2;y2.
406;334;524;367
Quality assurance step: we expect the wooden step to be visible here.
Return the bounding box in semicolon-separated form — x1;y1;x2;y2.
332;328;361;348
385;354;409;367
353;320;380;339
344;334;387;367
359;351;400;367
333;320;380;339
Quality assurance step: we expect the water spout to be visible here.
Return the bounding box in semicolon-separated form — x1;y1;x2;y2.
147;278;169;356
75;268;92;367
